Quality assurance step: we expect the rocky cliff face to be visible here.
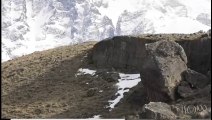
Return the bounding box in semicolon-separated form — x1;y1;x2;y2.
178;36;211;74
91;36;155;71
91;31;211;74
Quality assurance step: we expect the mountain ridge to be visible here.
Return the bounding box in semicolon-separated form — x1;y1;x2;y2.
2;0;211;62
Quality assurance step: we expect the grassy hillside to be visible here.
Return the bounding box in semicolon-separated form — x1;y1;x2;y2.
2;41;119;118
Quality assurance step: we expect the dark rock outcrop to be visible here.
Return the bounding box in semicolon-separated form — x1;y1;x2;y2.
141;40;187;101
91;36;155;71
90;32;211;119
177;36;211;74
91;31;211;74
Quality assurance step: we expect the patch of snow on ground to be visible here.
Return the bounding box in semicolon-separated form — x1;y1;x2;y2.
88;115;101;119
88;114;123;120
76;68;96;76
107;73;141;110
93;115;101;119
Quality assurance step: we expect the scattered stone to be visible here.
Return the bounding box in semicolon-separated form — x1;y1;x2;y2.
125;114;139;120
177;81;195;98
96;70;120;82
86;88;98;97
34;108;42;115
183;69;210;89
140;102;177;120
195;108;211;119
177;81;211;99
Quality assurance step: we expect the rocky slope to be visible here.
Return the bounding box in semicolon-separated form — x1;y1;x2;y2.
138;40;211;119
91;31;211;119
2;0;211;62
2;31;211;119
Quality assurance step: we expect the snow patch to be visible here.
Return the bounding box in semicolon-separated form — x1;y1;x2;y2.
88;115;123;119
92;115;101;119
76;68;96;76
88;115;102;119
107;73;141;110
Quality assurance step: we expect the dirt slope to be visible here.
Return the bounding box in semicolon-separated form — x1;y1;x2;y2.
2;41;119;118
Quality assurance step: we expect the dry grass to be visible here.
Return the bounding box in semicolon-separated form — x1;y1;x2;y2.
2;41;117;118
136;31;208;41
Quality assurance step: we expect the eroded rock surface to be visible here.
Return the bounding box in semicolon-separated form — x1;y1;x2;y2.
141;40;187;101
91;36;155;71
91;31;211;74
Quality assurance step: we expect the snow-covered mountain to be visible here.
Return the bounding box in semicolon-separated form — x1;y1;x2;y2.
2;0;211;62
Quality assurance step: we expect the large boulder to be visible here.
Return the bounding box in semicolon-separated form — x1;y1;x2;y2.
141;40;187;101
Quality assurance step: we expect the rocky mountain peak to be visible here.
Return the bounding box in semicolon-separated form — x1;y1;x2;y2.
2;0;211;62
